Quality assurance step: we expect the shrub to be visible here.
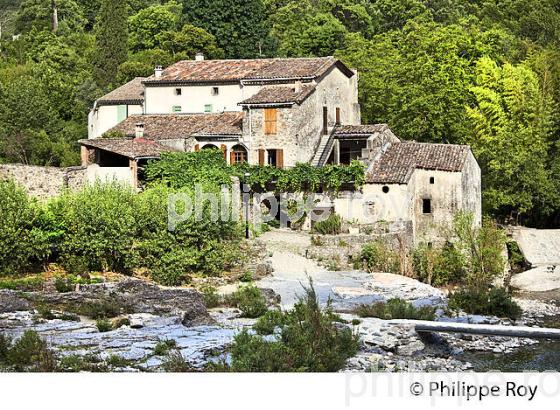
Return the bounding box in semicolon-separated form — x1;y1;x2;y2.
59;354;107;373
448;287;522;319
0;275;44;291
413;242;465;286
106;355;133;368
54;277;74;293
96;319;112;332
6;330;56;372
0;180;51;275
228;285;268;318
229;281;359;372
355;298;437;321
355;240;400;273
253;310;284;335
201;286;221;308
312;213;342;235
79;300;123;319
154;339;177;356
161;350;192;372
53;183;138;274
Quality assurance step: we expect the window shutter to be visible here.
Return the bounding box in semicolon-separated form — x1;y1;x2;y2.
264;108;277;135
336;107;341;125
221;144;227;160
194;144;200;152
277;149;284;169
230;151;236;165
258;149;265;166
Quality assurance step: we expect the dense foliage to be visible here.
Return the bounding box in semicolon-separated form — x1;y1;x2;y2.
355;298;437;321
146;150;366;193
2;0;560;224
228;282;359;372
0;180;242;285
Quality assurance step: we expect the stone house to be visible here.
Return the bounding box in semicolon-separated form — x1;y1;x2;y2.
81;55;482;242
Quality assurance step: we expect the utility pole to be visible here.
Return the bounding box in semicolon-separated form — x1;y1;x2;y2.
51;0;58;33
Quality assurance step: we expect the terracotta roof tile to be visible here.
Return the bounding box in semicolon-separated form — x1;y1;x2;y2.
367;142;471;184
239;84;316;106
143;57;353;84
97;77;145;105
110;112;244;139
80;138;175;159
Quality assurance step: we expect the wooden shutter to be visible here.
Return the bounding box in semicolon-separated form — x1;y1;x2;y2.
221;144;227;160
258;149;266;166
230;151;236;165
336;107;341;125
277;149;284;169
194;144;200;152
322;107;328;135
264;108;277;135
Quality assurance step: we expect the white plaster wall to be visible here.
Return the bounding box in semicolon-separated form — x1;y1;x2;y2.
144;83;262;114
86;164;134;187
334;183;412;224
88;104;143;139
461;151;482;227
411;169;463;243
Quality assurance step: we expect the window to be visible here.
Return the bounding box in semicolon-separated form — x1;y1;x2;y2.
336;107;341;125
117;105;127;122
172;105;182;113
230;145;248;164
430;177;435;184
267;149;284;168
422;198;432;214
211;87;219;96
204;104;213;113
322;106;328;135
382;186;390;194
175;88;182;96
264;108;278;135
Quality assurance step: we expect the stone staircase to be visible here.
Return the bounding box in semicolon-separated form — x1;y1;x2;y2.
311;128;336;167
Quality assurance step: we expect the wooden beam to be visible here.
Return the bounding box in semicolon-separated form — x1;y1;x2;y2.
389;319;560;340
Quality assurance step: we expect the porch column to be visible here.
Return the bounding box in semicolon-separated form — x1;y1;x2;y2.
129;159;138;189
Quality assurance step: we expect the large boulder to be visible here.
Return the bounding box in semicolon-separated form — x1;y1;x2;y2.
0;290;31;313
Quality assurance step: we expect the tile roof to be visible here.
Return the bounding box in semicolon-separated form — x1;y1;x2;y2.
143;57;353;84
366;142;471;184
97;77;145;106
335;124;391;137
80;138;176;159
110;112;244;139
239;84;316;106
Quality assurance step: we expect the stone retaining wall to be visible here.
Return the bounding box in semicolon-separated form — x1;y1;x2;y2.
0;164;87;199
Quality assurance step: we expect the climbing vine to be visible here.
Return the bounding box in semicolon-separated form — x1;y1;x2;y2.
146;150;366;193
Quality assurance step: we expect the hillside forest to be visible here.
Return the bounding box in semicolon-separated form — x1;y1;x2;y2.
1;0;560;226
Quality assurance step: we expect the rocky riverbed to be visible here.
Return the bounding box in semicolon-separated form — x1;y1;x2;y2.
1;270;559;372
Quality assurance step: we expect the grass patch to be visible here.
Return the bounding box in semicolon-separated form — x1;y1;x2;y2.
154;340;177;356
96;319;112;333
0;275;44;291
354;298;437;321
201;285;221;308
161;350;192;373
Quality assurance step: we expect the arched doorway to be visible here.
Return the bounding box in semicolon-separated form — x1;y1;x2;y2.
230;144;248;164
202;144;219;150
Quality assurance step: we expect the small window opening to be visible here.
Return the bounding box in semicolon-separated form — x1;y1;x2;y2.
172;105;182;113
430;177;435;184
382;186;390;194
422;198;432;214
211;87;219;96
175;88;182;96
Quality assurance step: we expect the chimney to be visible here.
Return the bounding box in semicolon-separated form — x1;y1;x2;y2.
154;65;163;78
135;123;145;139
195;52;205;61
294;80;302;93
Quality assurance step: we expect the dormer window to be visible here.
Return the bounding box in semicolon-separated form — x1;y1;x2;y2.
175;88;182;96
211;87;219;96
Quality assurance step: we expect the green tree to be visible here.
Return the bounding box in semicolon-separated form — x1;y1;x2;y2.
128;1;181;51
182;0;273;58
15;0;86;34
466;56;555;220
155;24;224;58
93;0;128;88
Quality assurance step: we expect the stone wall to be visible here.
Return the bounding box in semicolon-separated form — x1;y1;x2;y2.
0;164;87;199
